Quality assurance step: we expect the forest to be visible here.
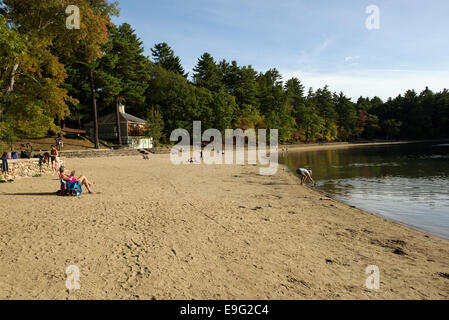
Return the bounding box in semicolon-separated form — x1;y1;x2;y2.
1;0;449;151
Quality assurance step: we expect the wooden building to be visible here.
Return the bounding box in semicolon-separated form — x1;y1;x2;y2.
86;104;153;149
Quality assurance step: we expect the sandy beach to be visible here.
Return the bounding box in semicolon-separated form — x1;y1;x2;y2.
0;153;448;300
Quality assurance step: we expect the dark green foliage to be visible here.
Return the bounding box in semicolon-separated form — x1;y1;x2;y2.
151;42;187;77
145;107;165;146
193;53;223;92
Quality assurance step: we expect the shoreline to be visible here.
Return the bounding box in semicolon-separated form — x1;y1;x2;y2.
280;139;449;153
0;154;448;299
279;140;449;241
280;162;449;241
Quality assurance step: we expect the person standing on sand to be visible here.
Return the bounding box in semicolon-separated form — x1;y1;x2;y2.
56;133;64;151
50;145;60;175
297;168;315;185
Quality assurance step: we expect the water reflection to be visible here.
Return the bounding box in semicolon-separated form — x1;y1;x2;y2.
281;143;449;239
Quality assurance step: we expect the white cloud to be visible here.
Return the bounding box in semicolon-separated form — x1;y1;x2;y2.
344;56;360;62
281;69;449;101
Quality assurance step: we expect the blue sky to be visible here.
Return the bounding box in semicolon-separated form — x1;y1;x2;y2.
112;0;449;100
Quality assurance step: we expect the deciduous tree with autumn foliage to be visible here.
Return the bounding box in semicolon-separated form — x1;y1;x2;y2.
0;0;118;149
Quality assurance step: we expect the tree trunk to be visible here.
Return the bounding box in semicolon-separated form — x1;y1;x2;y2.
5;63;19;98
89;68;100;149
115;96;122;145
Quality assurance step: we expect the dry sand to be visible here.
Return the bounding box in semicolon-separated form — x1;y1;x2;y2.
0;154;448;300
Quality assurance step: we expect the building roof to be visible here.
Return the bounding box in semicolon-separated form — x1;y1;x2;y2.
120;112;147;124
86;111;147;127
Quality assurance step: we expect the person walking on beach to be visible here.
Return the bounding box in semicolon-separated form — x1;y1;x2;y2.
297;168;315;185
56;133;64;151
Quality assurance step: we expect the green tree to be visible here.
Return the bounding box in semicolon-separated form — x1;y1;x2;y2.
151;42;186;77
256;68;285;129
98;23;149;144
285;78;305;106
382;119;402;140
278;104;296;143
296;98;325;142
79;0;119;148
364;114;380;139
220;60;259;109
433;89;449;138
145;63;212;136
334;92;357;140
145;106;165;146
193;53;223;92
311;86;338;141
211;88;236;132
237;104;265;130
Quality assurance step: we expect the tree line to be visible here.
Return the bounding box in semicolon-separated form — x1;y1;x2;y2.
1;0;448;151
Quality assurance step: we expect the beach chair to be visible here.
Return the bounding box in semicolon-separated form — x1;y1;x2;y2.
58;177;83;197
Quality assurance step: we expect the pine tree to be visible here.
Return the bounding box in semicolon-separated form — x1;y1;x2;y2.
334;92;357;140
256;68;285;129
99;23;149;144
151;42;186;77
285;78;305;107
193;53;223;92
312;86;338;141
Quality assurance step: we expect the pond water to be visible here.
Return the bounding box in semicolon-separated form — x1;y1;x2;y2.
280;142;449;239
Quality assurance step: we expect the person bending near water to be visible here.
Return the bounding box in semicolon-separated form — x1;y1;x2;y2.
59;166;95;194
297;168;315;185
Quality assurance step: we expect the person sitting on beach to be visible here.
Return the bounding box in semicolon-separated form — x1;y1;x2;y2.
140;150;150;160
297;168;315;185
42;152;51;166
188;157;199;164
59;166;95;194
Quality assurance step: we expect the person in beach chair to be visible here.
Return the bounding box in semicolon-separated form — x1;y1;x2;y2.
59;175;83;196
59;166;95;195
297;168;316;186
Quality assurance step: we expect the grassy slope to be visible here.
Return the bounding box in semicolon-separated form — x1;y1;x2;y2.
14;128;108;152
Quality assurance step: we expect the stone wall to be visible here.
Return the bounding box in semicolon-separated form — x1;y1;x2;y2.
1;159;53;181
59;147;172;158
59;148;141;158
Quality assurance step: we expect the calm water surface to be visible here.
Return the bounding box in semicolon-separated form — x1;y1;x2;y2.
281;142;449;239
